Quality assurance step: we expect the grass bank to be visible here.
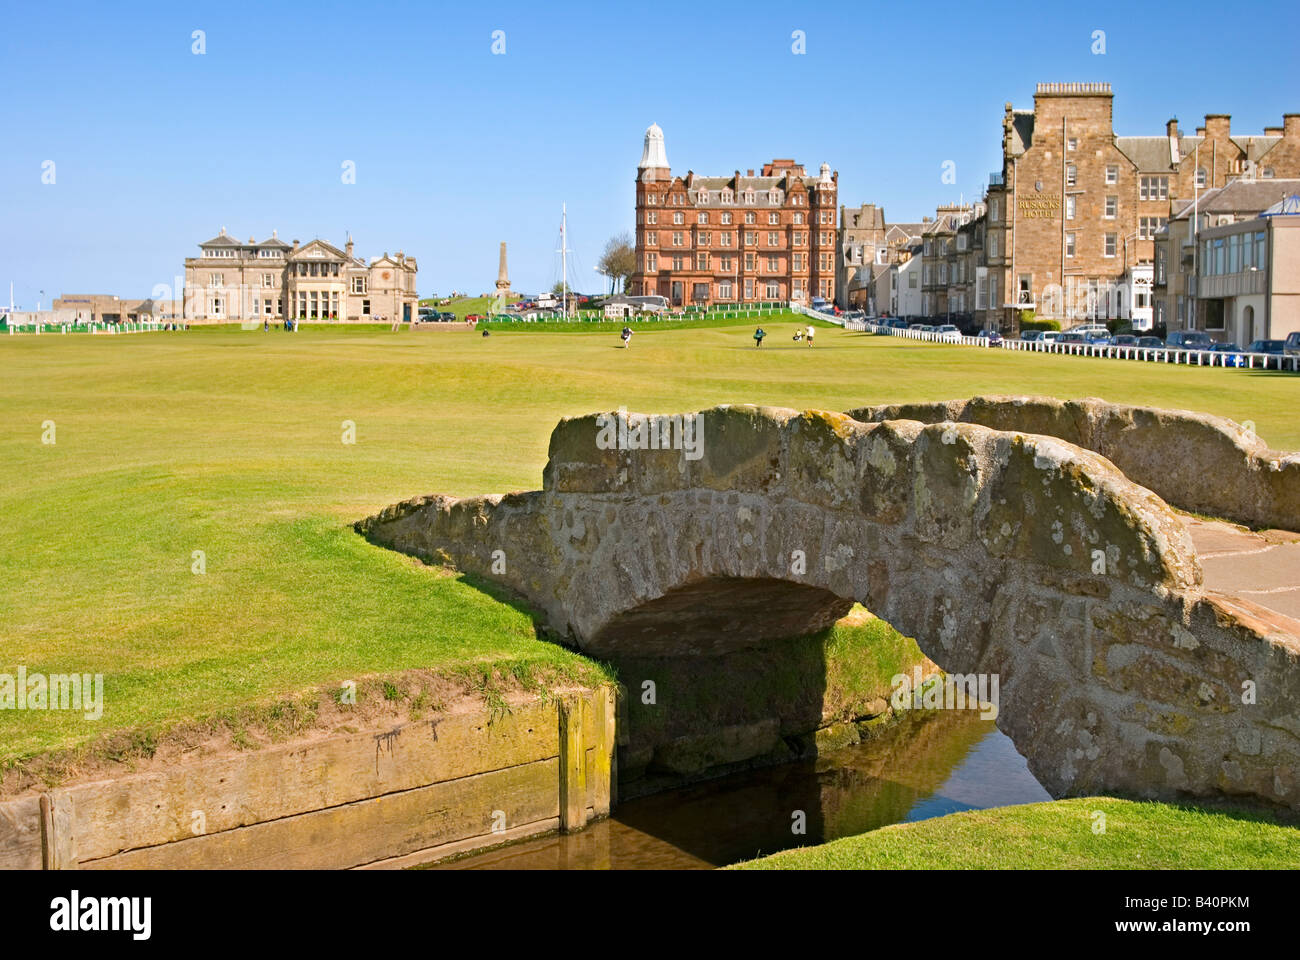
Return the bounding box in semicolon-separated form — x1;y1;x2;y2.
733;796;1300;869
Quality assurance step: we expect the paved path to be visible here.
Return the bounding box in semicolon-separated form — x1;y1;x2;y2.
1184;517;1300;635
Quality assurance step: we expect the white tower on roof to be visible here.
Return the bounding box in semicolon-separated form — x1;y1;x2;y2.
639;123;670;181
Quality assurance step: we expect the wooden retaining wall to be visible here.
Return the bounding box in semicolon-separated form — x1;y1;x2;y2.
0;687;616;870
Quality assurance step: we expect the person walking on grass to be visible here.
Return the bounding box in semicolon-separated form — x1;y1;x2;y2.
806;324;815;347
753;327;766;347
621;325;632;349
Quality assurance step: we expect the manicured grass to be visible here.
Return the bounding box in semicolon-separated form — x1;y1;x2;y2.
732;797;1300;869
2;316;1298;761
417;295;519;319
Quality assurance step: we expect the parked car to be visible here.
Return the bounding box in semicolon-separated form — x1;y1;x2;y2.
1057;332;1088;344
1285;331;1300;357
888;318;909;329
1247;340;1287;367
440;312;456;322
1209;343;1247;367
1248;339;1286;353
1069;323;1110;338
1112;334;1139;347
1136;336;1165;350
1020;330;1046;342
976;329;1003;346
1085;332;1113;346
1166;330;1213;348
935;324;962;342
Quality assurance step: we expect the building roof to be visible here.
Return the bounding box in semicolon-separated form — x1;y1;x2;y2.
1234;135;1283;164
1116;136;1175;172
1261;193;1300;217
199;229;241;247
886;223;926;242
689;172;827;203
1169;178;1300;219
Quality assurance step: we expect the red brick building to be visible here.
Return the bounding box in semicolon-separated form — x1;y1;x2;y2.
628;124;838;308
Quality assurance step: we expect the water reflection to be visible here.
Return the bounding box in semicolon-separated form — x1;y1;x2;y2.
426;711;1050;870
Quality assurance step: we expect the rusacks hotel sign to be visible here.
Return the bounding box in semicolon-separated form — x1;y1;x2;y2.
1018;194;1061;218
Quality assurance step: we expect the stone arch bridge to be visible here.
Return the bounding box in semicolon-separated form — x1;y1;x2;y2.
358;397;1300;811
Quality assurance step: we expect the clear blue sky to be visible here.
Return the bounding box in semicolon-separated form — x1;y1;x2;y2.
2;0;1298;306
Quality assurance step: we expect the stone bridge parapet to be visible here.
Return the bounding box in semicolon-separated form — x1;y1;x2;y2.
358;402;1300;811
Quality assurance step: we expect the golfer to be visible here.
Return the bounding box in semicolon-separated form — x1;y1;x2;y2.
621;325;632;348
753;327;766;347
806;324;815;347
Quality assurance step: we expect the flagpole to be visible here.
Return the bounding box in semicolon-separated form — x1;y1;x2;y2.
1191;142;1200;331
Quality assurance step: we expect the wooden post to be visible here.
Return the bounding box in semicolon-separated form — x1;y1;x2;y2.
40;791;76;870
558;696;587;833
592;686;616;819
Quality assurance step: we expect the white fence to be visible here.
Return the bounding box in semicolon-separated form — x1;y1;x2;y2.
851;321;1299;373
4;321;171;336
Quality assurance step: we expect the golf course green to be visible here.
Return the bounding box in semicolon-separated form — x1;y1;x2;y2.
3;316;1298;765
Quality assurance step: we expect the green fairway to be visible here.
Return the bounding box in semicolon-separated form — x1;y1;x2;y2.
732;797;1300;869
3;316;1299;763
417;294;519;319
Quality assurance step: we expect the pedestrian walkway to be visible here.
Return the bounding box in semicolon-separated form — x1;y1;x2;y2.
1184;517;1300;633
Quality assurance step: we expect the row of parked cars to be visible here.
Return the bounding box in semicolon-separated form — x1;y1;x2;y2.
416;308;458;322
1019;325;1300;366
867;317;1300;369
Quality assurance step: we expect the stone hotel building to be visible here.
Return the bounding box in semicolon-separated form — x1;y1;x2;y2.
628;124;838;308
971;83;1300;332
183;229;418;323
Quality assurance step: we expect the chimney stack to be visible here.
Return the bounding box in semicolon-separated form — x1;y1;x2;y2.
1284;114;1300;138
1166;118;1180;137
1265;126;1284;137
1205;114;1231;139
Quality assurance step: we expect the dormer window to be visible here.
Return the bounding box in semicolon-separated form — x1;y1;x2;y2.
697;190;708;204
744;190;755;204
721;190;733;204
768;190;780;204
